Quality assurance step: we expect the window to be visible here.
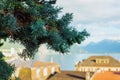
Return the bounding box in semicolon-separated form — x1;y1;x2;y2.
95;59;109;64
43;68;48;76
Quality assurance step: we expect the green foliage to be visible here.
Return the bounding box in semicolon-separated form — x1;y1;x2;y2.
0;14;18;31
0;0;89;58
30;19;47;38
0;52;15;80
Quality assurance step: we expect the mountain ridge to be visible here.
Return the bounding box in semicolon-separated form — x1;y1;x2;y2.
81;39;120;53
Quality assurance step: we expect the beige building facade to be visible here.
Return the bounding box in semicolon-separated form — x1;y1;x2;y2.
9;59;60;80
75;56;120;80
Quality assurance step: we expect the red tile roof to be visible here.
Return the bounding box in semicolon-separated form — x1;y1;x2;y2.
92;71;120;80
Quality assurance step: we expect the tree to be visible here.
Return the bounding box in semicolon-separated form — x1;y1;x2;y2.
0;52;14;80
0;0;89;79
0;0;89;58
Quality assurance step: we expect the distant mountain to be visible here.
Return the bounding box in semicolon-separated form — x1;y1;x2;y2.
81;40;120;53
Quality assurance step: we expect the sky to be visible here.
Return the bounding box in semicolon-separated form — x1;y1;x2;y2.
56;0;120;45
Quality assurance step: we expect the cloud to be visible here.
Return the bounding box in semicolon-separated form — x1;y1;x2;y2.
77;22;120;45
56;0;120;23
56;0;120;45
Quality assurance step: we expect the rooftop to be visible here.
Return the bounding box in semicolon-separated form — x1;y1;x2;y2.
47;71;87;80
77;56;120;67
33;61;59;68
92;71;120;80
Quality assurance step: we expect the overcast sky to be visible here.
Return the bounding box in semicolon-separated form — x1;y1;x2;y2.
56;0;120;45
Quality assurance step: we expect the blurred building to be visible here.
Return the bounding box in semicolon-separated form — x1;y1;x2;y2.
75;56;120;80
8;59;60;80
